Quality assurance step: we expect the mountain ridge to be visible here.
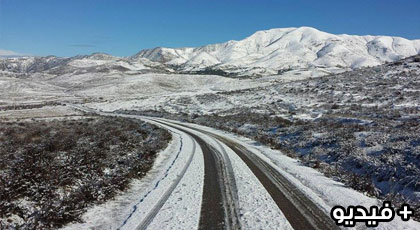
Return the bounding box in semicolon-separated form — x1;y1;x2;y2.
133;26;420;76
1;26;420;77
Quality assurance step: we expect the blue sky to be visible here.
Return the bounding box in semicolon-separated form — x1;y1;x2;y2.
0;0;419;57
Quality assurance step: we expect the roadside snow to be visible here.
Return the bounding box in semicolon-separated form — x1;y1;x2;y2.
128;117;204;230
63;119;203;230
166;119;420;230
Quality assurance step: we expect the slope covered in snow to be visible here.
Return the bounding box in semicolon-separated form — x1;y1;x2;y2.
1;27;419;77
0;53;169;76
134;27;420;76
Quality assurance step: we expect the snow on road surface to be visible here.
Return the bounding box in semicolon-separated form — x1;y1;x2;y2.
63;118;203;230
196;128;293;229
64;106;420;229
147;118;294;229
167;118;420;230
132;119;204;230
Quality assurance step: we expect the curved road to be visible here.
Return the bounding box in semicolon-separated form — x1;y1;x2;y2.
69;105;338;230
141;117;338;230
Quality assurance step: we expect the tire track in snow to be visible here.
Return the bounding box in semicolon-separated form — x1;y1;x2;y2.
207;138;242;229
150;119;241;230
68;105;201;230
158;119;338;230
117;129;196;230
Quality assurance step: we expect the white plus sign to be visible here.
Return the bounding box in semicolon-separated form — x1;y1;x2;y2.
397;204;414;221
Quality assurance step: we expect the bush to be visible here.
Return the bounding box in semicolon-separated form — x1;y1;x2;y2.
0;117;171;229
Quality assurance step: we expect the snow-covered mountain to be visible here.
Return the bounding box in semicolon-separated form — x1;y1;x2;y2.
2;27;420;77
0;53;168;75
133;27;420;76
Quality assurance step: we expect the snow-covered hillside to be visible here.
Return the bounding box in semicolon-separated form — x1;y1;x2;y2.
0;53;169;76
134;27;420;76
1;27;420;77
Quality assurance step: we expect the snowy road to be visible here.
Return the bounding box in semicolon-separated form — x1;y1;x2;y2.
66;105;420;229
84;108;337;229
141;117;338;230
68;105;337;229
158;121;242;230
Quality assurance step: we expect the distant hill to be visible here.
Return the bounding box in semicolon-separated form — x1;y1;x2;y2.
2;27;420;77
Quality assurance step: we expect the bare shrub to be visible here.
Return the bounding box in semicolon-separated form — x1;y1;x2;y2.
0;117;171;229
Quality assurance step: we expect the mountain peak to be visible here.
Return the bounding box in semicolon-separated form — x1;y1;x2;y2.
3;27;420;77
133;27;420;76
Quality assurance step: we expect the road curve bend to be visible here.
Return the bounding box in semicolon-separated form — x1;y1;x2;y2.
149;117;339;230
68;105;338;230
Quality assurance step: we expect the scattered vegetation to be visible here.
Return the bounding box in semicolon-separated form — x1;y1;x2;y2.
0;117;171;229
121;55;420;220
0;101;61;111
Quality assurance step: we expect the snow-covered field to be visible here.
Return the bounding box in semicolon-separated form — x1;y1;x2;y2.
0;105;82;120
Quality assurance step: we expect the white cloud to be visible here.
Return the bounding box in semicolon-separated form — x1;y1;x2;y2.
0;49;24;57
